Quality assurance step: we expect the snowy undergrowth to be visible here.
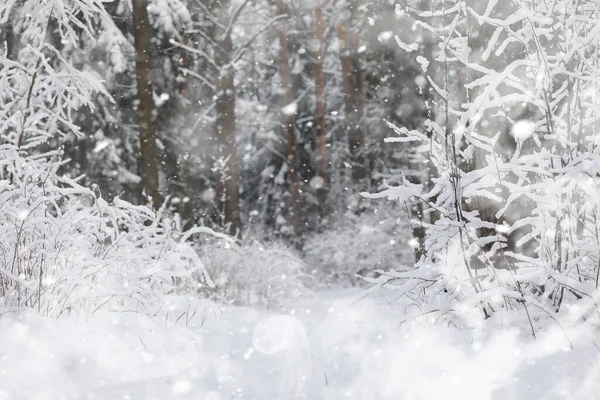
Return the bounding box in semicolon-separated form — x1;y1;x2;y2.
358;0;600;341
303;202;414;286
0;145;222;316
196;239;311;308
0;0;222;316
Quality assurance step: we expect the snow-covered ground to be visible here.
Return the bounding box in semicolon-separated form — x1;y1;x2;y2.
1;289;598;400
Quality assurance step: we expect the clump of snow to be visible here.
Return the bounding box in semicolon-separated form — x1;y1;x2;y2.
201;187;216;203
394;35;419;52
361;180;422;202
407;238;420;248
93;139;111;153
377;31;394;42
309;175;326;191
510;120;536;141
282;102;298;116
155;92;170;107
416;56;429;72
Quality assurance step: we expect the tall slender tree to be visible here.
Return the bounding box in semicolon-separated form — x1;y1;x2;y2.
132;0;161;208
275;0;302;236
212;0;241;235
336;1;367;184
313;0;329;218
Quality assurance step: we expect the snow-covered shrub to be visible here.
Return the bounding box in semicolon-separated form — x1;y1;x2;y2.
0;144;220;315
197;239;310;308
0;0;220;316
365;0;600;330
303;202;414;286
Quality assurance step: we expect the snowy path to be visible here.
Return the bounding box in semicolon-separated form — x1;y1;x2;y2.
1;288;598;399
191;288;403;400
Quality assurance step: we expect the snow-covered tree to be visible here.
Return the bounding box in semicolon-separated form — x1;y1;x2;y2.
367;0;600;329
0;0;216;314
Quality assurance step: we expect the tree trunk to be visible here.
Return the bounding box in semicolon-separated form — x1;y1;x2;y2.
275;0;302;236
336;8;367;184
212;0;241;236
1;23;16;60
313;0;329;218
178;33;189;97
132;0;161;208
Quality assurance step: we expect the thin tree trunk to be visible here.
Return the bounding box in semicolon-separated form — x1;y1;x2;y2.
1;23;16;60
132;0;161;208
212;0;241;236
313;0;329;218
178;31;190;97
275;0;302;236
336;11;367;184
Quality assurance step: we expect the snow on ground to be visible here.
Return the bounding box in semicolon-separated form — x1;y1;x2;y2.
1;289;599;400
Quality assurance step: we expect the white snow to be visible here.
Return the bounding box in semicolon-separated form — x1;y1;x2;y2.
377;31;394;42
414;74;427;87
155;93;170;107
510;120;536;142
0;289;598;400
394;35;419;52
93;139;111;153
309;175;325;190
201;188;216;203
416;56;429;72
282;102;298;116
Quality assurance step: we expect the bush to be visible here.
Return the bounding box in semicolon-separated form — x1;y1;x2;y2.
0;0;220;317
303;201;415;286
197;239;311;308
0;148;218;316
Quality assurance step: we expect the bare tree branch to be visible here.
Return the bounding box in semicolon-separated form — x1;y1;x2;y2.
180;67;216;91
231;14;288;64
225;0;251;38
192;0;226;31
171;39;219;70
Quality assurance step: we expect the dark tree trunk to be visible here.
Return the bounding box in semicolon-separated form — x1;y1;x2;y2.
178;31;190;97
212;0;241;236
132;0;161;208
275;0;302;236
336;8;367;184
313;0;329;218
1;23;16;60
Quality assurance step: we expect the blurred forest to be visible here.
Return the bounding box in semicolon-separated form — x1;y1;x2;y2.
5;0;600;312
1;0;428;248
